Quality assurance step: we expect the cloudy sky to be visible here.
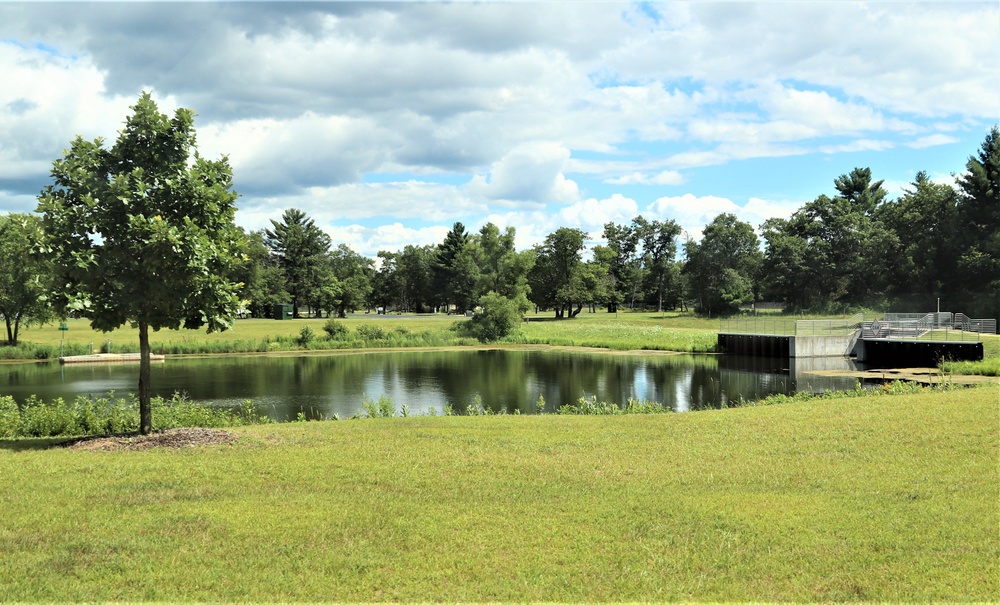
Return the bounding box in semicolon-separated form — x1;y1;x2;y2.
1;1;997;255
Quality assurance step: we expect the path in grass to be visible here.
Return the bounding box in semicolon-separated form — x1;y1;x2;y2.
1;385;996;602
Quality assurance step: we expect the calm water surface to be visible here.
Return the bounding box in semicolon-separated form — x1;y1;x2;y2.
0;350;862;420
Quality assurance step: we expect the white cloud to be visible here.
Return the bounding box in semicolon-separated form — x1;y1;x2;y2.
324;223;452;258
819;139;896;154
556;194;640;237
236;180;482;233
464;142;579;205
1;1;995;255
646;194;800;241
907;134;961;149
606;170;685;186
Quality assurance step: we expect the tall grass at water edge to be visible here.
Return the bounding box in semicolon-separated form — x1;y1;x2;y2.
2;379;983;439
940;356;1000;376
0;392;270;439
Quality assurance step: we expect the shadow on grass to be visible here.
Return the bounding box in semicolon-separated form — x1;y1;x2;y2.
0;437;77;452
0;431;149;452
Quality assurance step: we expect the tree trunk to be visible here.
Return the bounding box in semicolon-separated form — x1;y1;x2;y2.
138;321;152;435
5;318;14;345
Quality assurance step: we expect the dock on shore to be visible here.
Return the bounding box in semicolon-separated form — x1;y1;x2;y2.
59;353;165;364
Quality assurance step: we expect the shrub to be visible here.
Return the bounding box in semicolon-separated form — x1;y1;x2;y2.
0;395;21;438
297;326;316;348
464;292;526;343
322;319;349;340
356;324;388;341
361;394;395;418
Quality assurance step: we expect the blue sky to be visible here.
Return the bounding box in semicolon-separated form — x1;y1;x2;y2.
1;1;997;255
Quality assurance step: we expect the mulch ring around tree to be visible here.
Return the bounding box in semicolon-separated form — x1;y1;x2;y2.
64;428;241;451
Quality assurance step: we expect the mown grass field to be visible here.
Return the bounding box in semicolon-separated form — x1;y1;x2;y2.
1;385;996;602
10;310;879;356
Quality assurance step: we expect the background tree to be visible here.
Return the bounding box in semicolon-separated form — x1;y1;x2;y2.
399;244;436;312
633;215;682;312
760;168;892;311
601;220;641;312
474;222;534;311
0;213;54;344
234;229;287;318
876;172;958;308
371;250;401;312
433;222;479;313
528;227;587;318
37;92;242;434
953;126;1000;318
683;213;761;315
264;208;331;317
328;244;374;317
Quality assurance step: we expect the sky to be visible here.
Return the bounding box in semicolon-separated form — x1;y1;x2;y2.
1;1;997;256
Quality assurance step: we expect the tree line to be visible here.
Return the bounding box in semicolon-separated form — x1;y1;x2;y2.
2;128;998;347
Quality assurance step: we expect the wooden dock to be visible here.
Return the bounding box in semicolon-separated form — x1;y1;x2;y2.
59;353;165;364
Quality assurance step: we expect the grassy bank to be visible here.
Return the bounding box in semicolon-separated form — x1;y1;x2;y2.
1;385;996;602
7;313;998;374
3;311;823;359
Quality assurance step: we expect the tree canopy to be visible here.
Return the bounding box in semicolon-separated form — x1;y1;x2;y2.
0;213;53;344
36;92;242;434
264;208;332;318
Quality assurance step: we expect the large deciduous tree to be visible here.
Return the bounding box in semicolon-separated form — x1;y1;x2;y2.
475;222;534;310
601;220;641;312
37;92;242;434
328;244;374;317
683;213;762;316
633;216;682;313
264;208;331;318
0;213;54;345
528;227;588;318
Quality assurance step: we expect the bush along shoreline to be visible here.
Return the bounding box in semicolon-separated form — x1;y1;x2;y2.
0;392;271;439
1;381;988;440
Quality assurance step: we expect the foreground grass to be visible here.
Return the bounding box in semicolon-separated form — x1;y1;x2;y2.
1;385;996;602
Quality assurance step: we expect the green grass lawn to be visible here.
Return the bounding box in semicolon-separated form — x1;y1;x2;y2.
1;385;996;602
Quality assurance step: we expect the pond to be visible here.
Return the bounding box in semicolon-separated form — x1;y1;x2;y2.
0;349;864;420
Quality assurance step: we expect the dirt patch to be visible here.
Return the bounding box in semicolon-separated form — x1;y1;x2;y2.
65;427;241;451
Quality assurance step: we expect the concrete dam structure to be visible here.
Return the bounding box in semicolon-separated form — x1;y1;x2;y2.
718;312;990;368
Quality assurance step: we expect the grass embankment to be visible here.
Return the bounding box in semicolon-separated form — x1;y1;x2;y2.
4;315;474;360
3;311;776;360
0;384;996;602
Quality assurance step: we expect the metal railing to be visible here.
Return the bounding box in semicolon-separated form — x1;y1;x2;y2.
955;313;997;334
794;314;864;336
719;317;796;336
869;311;995;340
720;313;863;336
722;310;994;341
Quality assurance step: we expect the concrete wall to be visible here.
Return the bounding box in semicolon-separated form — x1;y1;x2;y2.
788;335;855;358
718;333;856;358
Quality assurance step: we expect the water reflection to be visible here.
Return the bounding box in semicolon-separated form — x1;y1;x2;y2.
0;350;863;420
